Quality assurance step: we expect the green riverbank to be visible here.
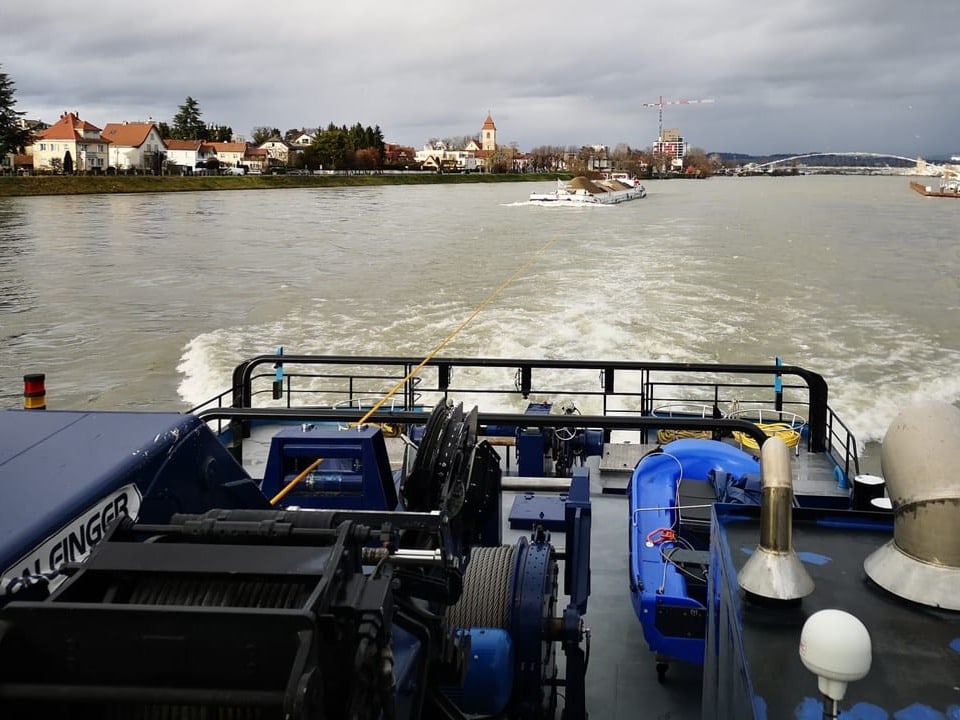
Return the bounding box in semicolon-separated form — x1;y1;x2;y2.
0;172;564;197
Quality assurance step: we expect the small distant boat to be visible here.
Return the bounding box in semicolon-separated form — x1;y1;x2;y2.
909;179;960;197
529;174;646;205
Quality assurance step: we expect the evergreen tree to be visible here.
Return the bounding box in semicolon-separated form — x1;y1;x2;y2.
0;65;34;159
171;96;206;140
314;126;349;170
251;126;280;145
207;124;233;143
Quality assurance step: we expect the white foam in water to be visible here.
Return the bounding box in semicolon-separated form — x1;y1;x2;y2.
177;331;239;408
179;305;960;447
176;227;960;447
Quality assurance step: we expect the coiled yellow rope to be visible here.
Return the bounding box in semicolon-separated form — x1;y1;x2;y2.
733;422;802;453
656;428;713;444
653;404;715;444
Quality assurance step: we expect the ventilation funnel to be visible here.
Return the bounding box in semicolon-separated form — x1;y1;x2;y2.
863;400;960;610
738;436;814;601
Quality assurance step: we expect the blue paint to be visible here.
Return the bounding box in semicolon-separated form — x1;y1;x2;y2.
795;697;823;719
950;638;960;654
893;703;947;720
753;694;767;720
796;699;893;720
841;703;889;720
741;547;831;566
834;465;849;490
796;699;947;720
948;707;960;720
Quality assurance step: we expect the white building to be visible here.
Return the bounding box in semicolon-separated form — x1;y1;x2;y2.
31;112;110;173
101;122;166;172
163;139;204;171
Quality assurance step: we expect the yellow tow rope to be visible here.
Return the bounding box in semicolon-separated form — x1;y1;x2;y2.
269;236;559;505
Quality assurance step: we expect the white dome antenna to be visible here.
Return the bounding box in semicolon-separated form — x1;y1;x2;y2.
799;609;872;718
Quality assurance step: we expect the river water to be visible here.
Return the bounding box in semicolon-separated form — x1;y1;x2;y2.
1;175;957;468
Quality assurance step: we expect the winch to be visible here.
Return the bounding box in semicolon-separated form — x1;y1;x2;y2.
0;401;591;719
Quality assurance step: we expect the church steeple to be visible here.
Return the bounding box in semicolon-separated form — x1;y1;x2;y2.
481;112;496;152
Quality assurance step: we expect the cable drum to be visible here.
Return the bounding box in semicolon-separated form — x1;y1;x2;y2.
446;544;517;629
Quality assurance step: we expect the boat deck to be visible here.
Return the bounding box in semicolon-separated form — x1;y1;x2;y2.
200;355;870;717
706;505;959;719
238;423;851;719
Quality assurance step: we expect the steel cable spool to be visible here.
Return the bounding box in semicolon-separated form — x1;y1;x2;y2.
446;538;560;718
446;544;517;629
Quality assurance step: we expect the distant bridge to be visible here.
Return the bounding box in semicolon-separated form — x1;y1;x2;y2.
756;152;920;168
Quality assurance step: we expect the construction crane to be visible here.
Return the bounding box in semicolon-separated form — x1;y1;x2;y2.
642;95;714;142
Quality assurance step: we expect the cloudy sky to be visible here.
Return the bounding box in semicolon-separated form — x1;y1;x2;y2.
3;1;957;157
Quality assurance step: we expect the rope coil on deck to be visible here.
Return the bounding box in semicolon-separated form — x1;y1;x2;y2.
733;422;802;452
656;428;714;444
653;404;716;444
727;408;806;455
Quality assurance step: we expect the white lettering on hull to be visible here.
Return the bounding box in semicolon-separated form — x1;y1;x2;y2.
1;484;143;598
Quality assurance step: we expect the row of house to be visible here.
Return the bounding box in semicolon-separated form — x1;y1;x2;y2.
13;112;317;174
5;111;523;175
7;111;504;175
7;112;421;175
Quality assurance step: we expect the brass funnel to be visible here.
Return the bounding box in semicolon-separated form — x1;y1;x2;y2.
738;436;814;600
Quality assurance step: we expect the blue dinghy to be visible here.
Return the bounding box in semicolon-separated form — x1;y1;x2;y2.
628;438;760;677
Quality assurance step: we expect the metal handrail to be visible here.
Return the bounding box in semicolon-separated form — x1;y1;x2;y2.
195;406;773;450
188;354;857;473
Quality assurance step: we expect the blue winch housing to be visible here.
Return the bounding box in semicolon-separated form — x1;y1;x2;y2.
0;409;268;601
0;402;592;720
261;424;398;510
515;401;604;477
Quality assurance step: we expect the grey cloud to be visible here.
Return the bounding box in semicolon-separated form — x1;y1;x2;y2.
2;0;957;156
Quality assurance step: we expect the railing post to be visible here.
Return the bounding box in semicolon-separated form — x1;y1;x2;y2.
228;360;251;464
774;356;783;411
804;370;828;453
519;365;531;398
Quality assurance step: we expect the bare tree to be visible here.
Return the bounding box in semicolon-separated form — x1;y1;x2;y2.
684;147;713;177
442;135;478;150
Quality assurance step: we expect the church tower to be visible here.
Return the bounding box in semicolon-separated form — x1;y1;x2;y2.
481;113;496;152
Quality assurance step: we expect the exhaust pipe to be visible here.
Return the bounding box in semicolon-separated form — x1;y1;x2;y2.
738;436;814;601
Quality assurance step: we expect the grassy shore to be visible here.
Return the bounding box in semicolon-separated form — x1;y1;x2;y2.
0;172;565;198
